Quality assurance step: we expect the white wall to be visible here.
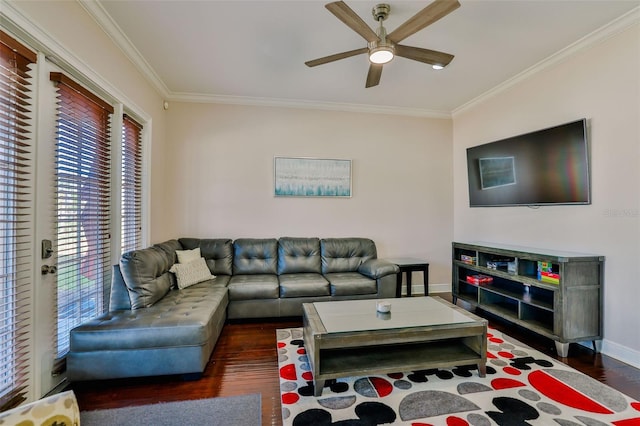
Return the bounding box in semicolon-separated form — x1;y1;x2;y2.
165;103;454;290
7;0;171;243
452;24;640;366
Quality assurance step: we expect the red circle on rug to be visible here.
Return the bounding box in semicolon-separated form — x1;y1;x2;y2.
612;417;640;425
370;377;394;397
446;416;469;426
302;371;313;381
279;364;296;380
487;352;497;359
503;366;521;376
281;392;299;405
528;370;613;414
492;378;526;390
498;351;514;358
277;342;285;348
297;348;306;354
388;372;404;379
489;337;504;343
631;402;640;411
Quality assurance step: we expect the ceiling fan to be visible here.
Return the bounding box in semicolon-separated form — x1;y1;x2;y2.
305;0;460;88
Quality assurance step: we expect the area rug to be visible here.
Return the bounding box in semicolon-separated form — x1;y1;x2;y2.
277;328;640;425
80;393;261;426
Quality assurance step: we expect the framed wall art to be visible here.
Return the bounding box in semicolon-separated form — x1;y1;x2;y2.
274;157;352;197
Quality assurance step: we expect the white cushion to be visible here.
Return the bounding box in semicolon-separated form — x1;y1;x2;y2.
0;390;80;426
176;247;201;264
170;257;215;289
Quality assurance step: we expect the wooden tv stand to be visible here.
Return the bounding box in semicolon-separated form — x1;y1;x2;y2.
452;242;603;357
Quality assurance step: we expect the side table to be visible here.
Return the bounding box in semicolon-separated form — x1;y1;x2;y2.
385;258;429;298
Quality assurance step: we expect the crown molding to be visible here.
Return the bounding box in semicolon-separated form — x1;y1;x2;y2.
452;6;640;117
170;92;452;119
79;0;170;99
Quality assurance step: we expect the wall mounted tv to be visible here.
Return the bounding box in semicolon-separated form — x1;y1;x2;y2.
466;119;590;207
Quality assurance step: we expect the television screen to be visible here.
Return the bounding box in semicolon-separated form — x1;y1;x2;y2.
466;119;590;207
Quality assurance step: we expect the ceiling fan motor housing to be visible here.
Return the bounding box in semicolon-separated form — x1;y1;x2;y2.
372;4;391;22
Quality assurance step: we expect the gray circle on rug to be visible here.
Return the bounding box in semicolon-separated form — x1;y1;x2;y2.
281;381;297;392
318;395;356;410
499;343;516;350
457;382;492;395
574;416;611;426
537;401;561;415
276;329;291;340
393;379;412;390
512;349;529;356
282;407;290;420
490;359;507;366
518;389;540;401
488;344;501;351
278;354;288;363
291;328;303;339
554;419;584;426
467;413;492;426
398;390;480;420
543;369;628;412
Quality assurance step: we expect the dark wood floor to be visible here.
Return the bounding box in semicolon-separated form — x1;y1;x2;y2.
69;294;640;426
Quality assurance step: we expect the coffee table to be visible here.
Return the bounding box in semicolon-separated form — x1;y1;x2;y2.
302;296;487;396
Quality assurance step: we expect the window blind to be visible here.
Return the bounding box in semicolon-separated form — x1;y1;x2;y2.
0;30;36;411
121;115;142;254
50;72;113;358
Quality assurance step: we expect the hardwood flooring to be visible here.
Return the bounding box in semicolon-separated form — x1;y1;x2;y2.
68;294;640;425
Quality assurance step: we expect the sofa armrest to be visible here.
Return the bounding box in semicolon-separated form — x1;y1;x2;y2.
358;259;399;279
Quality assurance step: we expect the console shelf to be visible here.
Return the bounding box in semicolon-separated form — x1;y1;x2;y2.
452;242;603;357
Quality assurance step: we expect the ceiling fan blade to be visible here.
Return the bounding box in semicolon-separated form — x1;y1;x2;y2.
365;64;383;88
326;1;379;43
395;45;454;67
305;47;368;67
387;0;460;43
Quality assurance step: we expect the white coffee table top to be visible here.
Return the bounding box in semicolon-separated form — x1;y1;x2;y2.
312;296;477;333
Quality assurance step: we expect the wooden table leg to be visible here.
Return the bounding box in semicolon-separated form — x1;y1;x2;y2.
423;264;429;296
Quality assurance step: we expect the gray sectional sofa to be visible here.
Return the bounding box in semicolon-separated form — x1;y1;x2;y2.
67;237;398;381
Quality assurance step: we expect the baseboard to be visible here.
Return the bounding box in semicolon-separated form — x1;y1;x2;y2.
406;282;450;296
600;338;640;370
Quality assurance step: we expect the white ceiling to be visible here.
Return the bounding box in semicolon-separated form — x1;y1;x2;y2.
90;0;639;116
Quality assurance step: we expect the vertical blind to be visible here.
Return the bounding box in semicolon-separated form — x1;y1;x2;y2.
121;115;142;254
50;72;113;358
0;31;36;411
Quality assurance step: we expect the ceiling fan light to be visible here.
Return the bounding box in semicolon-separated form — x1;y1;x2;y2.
369;46;394;64
432;64;445;70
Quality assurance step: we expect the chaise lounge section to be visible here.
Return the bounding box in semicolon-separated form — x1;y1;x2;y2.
67;237;398;381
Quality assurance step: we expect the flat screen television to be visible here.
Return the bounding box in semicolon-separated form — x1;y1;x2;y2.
466;119;590;207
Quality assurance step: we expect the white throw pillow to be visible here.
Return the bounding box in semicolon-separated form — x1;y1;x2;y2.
170;257;215;289
176;247;201;264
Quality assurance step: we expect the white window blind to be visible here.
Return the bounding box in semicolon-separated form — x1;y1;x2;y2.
50;72;113;358
0;31;36;411
121;115;142;254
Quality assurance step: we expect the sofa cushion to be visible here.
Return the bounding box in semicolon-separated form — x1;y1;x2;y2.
279;273;329;298
170;257;215;289
324;272;377;296
109;264;132;311
321;238;377;274
120;242;178;309
233;238;278;275
179;238;233;275
358;259;399;279
228;274;279;301
176;247;201;264
70;282;228;351
277;237;321;274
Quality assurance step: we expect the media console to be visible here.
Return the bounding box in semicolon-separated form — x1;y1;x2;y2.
452;242;603;357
